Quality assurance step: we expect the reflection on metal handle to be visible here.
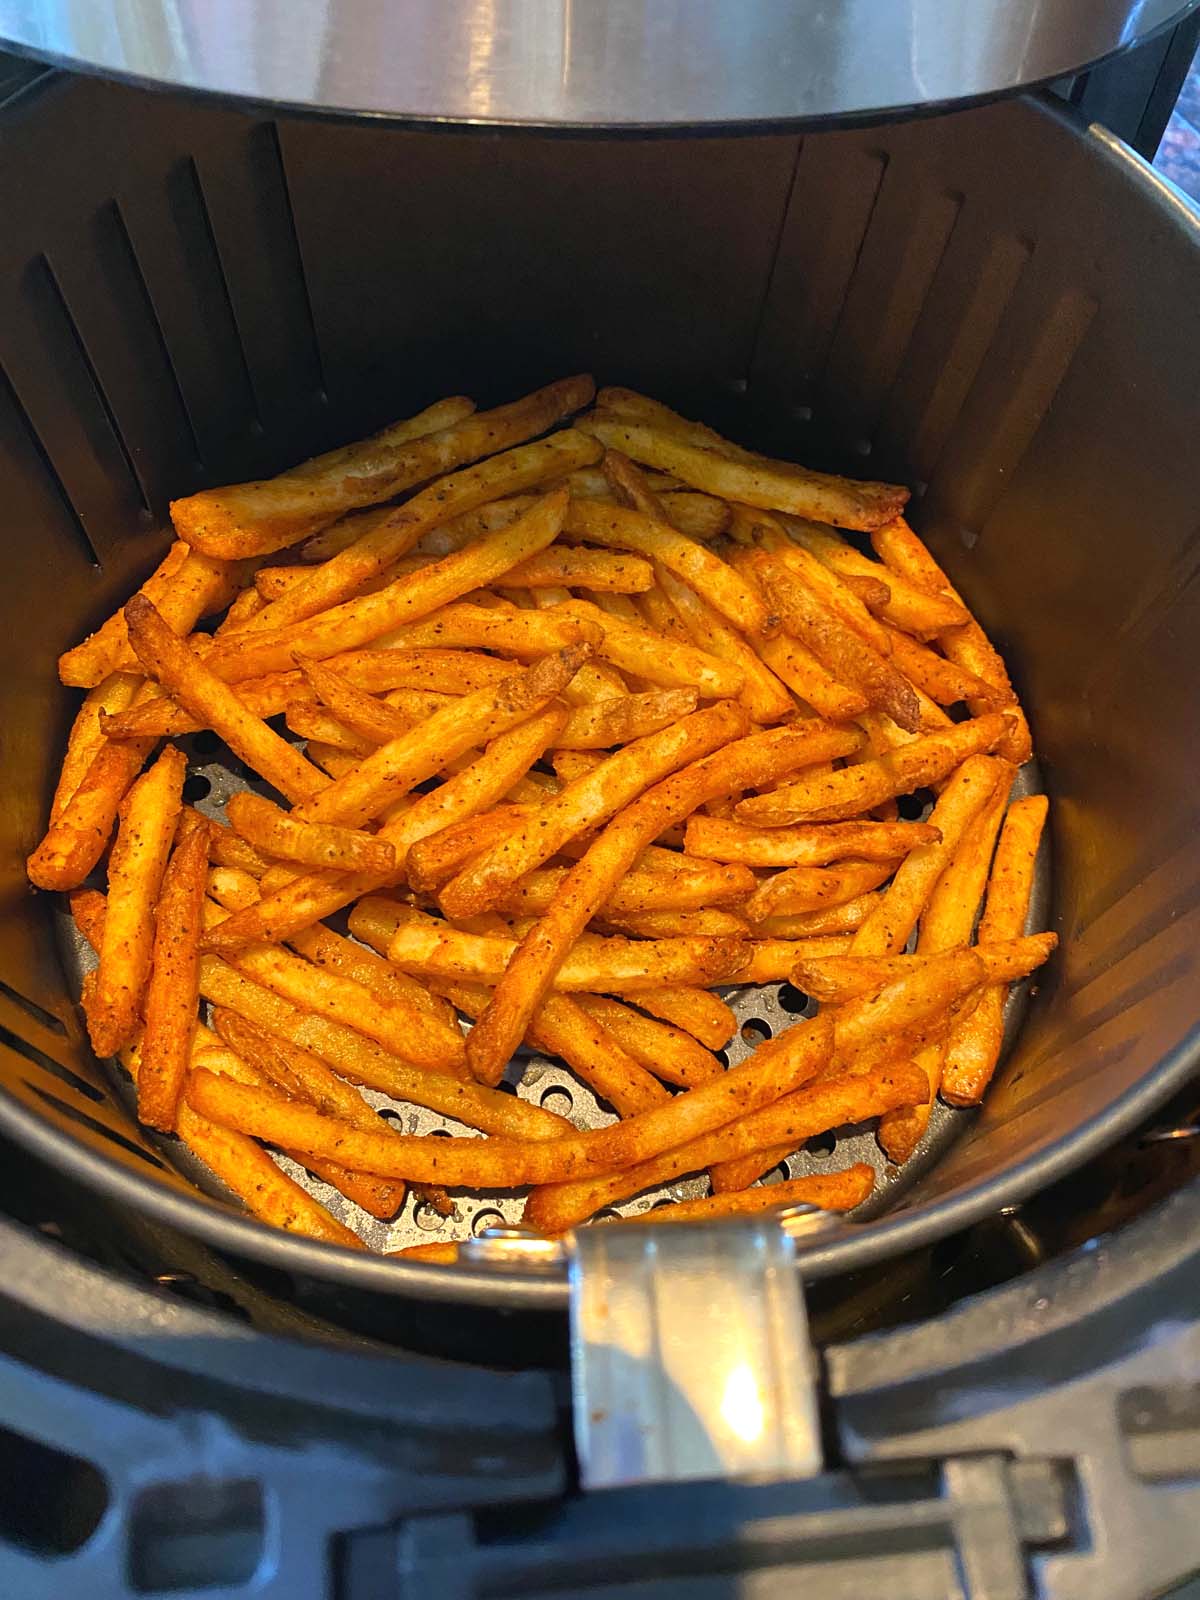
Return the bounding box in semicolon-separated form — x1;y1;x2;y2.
568;1204;836;1490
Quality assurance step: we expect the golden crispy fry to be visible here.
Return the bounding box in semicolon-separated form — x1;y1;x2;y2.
741;513;892;653
205;818;272;876
555;688;699;749
226;791;395;875
298;656;412;748
390;919;749;992
752;896;882;938
753;551;921;732
619;987;736;1049
654;565;795;724
917;769;1013;954
503;545;654;592
431;977;668;1117
289;920;455;1031
209;1011;412;1218
580;415;908;531
734;936;853;984
389;1240;460;1262
375;600;603;658
684;815;939;868
59;543;189;686
745;860;896;923
848;755;1005;955
565;496;771;635
495;858;755;917
941;795;1050;1106
123;596;329;804
440;703;747;920
883;625;1003;708
523;1058;920;1232
202;489;573;683
554;598;744;697
793;933;1056;1004
735;712;1009;825
198;953;566;1140
871;518;1031;763
285;702;376;754
464;717;857;1082
779;517;968;637
84;746;187;1058
575;994;723;1086
832;947;991;1061
613;1165;876;1224
49;671;144;824
287;643;587;831
187;1011;834;1188
136;809;209;1130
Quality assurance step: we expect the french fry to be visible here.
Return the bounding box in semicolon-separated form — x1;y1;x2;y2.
832;947;991;1062
580;415;908;531
792;933;1057;1005
621;987;736;1049
390;920;749;992
209;1011;416;1218
198;953;565;1141
752;551;921;732
523;1060;921;1232
871;518;1031;763
883;625;1003;708
503;545;654;592
225;791;395;876
653;564;795;724
612;1165;876;1225
735;712;1009;825
288;920;456;1031
285;702;376;754
439;702;748;920
58;543;189;686
205;818;272;876
848;756;1005;955
187;1011;834;1188
564;496;771;635
742;512;892;654
170;385;592;560
745;860;896;923
430;977;668;1117
736;937;854;984
374;600;603;658
136;809;209;1130
123;596;329;804
780;517;968;637
597;907;751;938
941;795;1050;1106
285;644;587;832
684;815;940;868
202;489;573;683
464;717;858;1082
84;745;187;1058
50;672;143;824
575;995;723;1086
495;858;755;917
554;688;699;749
752;896;882;938
554;599;744;698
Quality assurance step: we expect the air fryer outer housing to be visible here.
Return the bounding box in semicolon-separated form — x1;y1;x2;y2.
0;71;1197;1316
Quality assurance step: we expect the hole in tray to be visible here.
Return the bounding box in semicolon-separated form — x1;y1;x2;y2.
539;1085;573;1114
897;787;935;821
413;1200;444;1233
853;438;873;457
776;983;810;1015
740;1018;772;1046
0;1422;109;1555
760;1164;790;1186
183;773;212;803
806;1132;837;1159
472;1207;505;1237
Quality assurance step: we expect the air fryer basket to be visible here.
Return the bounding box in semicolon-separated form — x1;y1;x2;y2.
1;72;1198;1311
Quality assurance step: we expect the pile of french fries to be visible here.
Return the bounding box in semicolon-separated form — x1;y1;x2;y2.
28;376;1054;1259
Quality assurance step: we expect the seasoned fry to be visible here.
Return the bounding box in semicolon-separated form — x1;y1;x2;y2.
743;513;891;653
198;954;565;1140
49;671;144;824
580;415;908;531
555;687;699;749
430;978;668;1117
847;756;1005;956
375;600;603;658
124;596;329;804
684;815;940;868
547;597;743;697
745;860;896;923
289;921;454;1031
752;551;921;732
654;564;795;724
137;809;209;1130
523;1060;921;1232
496;858;755;917
751;897;882;938
883;625;1003;708
780;517;968;637
941;795;1050;1106
735;712;1009;825
440;702;748;920
226;791;395;875
618;987;737;1049
84;745;187;1058
503;545;654;592
793;934;1056;1004
565;496;771;635
464;717;859;1081
735;937;853;984
188;1012;835;1188
202;489;573;683
575;995;723;1086
390;920;749;991
612;1165;876;1225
